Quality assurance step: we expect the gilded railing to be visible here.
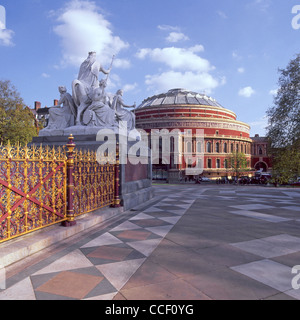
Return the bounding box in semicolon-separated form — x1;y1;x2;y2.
0;143;68;243
73;149;116;217
0;136;121;243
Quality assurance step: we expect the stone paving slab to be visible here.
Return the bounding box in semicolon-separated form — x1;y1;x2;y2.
1;184;300;300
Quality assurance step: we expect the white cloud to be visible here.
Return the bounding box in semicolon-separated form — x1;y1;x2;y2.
232;50;242;60
0;28;14;46
158;25;189;43
138;25;226;95
123;82;138;92
269;88;278;96
113;58;131;69
239;86;255;98
136;44;225;95
166;32;189;43
157;25;180;32
105;73;121;92
52;0;129;68
135;48;151;60
238;67;245;74
136;46;210;73
41;73;51;78
251;0;272;12
105;74;138;95
145;71;223;94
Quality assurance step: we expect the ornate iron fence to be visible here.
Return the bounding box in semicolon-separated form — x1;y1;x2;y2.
73;150;115;217
0;143;68;243
0;135;121;243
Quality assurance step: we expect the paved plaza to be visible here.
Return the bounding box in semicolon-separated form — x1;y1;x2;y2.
1;183;300;300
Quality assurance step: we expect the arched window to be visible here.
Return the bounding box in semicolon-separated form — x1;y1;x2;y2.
207;142;212;153
231;143;234;153
236;144;239;153
259;147;263;155
207;159;212;168
224;159;228;169
216;142;220;153
224;143;228;153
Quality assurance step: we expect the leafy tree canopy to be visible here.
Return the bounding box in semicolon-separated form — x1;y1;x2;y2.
267;54;300;149
271;146;300;185
0;80;38;145
226;152;250;178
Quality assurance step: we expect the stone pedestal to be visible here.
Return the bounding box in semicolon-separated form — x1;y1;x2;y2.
120;152;153;211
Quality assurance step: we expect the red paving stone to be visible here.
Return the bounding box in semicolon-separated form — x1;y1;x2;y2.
36;271;104;299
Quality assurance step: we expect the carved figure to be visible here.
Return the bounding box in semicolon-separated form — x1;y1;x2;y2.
72;52;111;125
112;89;136;131
45;86;76;130
83;87;117;128
38;52;137;137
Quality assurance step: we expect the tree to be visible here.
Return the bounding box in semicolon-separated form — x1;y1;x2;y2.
226;152;250;178
271;146;300;185
266;54;300;149
0;80;38;145
266;54;300;185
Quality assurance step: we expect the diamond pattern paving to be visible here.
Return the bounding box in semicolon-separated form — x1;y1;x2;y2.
35;271;104;300
0;189;193;300
2;185;300;300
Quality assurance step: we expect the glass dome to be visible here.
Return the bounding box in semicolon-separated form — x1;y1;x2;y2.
137;88;224;109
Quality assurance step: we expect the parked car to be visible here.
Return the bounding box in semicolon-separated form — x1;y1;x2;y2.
201;177;211;182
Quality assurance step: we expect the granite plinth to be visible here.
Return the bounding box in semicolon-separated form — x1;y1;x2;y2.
31;134;106;151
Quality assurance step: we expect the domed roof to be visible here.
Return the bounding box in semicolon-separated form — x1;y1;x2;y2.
137;88;224;109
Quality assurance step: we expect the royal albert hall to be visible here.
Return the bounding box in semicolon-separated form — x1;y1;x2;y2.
135;88;253;182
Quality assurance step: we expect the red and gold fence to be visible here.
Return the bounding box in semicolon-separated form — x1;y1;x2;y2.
0;136;121;243
73;151;115;216
0;143;68;243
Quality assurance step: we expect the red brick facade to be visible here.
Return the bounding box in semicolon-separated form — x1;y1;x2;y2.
135;89;270;181
251;134;272;173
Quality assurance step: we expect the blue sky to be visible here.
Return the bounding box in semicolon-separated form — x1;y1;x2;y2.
0;0;299;136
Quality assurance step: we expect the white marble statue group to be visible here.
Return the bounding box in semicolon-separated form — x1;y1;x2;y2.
39;52;136;136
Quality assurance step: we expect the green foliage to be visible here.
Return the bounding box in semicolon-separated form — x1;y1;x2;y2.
267;54;300;148
266;54;300;185
0;80;38;145
271;146;300;185
226;152;250;178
